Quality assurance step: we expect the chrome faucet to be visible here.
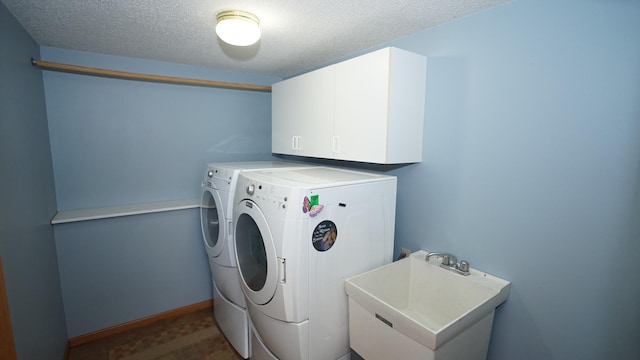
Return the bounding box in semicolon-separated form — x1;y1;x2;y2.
425;252;457;267
425;251;470;276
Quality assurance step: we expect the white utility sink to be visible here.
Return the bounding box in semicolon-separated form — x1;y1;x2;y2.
345;250;510;360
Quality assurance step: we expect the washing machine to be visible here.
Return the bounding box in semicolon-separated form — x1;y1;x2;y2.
200;161;308;358
232;167;397;360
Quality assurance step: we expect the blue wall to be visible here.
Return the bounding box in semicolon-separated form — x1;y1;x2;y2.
42;47;279;210
385;0;640;359
42;48;281;337
3;0;639;358
0;2;68;359
54;209;206;337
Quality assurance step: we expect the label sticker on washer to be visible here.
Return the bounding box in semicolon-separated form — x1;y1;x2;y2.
312;220;337;252
302;195;324;217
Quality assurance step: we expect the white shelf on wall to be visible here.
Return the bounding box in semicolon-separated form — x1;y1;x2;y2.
51;198;201;224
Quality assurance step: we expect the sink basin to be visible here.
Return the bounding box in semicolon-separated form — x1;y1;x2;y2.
345;250;510;360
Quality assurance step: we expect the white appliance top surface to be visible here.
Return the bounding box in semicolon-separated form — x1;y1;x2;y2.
208;161;306;171
242;166;396;188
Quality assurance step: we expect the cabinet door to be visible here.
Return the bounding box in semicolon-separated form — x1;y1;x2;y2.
334;48;391;163
272;66;335;158
335;47;426;164
386;48;426;163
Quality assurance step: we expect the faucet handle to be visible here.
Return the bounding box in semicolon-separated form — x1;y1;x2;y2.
459;260;470;273
442;255;456;266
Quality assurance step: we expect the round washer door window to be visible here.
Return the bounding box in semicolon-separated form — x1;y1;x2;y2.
200;189;224;257
234;201;278;305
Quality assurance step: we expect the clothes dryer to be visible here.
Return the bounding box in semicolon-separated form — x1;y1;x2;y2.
200;161;307;358
233;167;397;360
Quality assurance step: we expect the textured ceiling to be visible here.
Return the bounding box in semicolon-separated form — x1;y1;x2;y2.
2;0;509;78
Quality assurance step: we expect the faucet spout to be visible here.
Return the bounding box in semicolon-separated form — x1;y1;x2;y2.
425;252;457;266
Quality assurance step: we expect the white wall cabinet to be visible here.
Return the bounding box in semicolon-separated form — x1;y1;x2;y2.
272;47;427;164
272;65;335;158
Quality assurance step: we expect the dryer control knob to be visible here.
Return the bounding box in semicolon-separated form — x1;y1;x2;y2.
246;184;255;195
207;170;214;178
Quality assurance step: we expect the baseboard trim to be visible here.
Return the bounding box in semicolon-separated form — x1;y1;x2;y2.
68;299;214;348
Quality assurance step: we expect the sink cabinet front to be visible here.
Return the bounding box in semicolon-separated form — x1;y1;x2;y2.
272;47;427;164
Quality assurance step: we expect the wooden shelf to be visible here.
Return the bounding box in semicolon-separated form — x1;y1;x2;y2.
51;198;200;224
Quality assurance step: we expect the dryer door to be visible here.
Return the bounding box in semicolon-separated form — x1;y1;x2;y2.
234;200;278;305
200;188;225;258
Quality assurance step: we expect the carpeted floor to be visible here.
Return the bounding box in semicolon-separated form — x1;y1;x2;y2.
67;308;244;360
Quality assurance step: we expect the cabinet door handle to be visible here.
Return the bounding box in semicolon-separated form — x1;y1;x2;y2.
292;136;301;151
332;136;339;153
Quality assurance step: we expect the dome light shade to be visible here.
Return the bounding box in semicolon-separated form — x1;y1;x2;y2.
216;10;261;46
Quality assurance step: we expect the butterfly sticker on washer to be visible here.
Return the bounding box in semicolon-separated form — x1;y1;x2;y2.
302;195;324;217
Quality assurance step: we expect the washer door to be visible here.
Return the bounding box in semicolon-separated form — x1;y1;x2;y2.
234;200;278;305
200;188;225;258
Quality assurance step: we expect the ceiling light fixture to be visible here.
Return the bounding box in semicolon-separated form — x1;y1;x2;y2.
216;10;261;47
